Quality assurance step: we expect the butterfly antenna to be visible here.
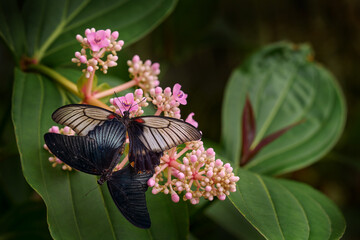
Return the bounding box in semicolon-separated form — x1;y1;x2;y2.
84;184;100;198
130;97;147;110
113;91;125;117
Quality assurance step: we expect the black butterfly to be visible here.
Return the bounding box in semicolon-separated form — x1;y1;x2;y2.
50;104;202;172
44;119;153;228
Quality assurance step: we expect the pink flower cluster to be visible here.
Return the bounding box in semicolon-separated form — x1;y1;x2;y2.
147;141;239;204
110;89;148;117
72;28;124;78
148;83;188;118
127;55;160;94
44;126;75;171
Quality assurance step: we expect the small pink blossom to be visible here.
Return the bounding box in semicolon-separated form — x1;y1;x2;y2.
186;113;198;128
111;93;138;115
173;84;187;105
110;90;148;117
86;30;110;52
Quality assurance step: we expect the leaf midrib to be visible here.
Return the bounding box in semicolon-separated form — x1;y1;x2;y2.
251;67;298;148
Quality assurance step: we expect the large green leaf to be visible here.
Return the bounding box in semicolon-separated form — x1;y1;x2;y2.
12;68;188;239
26;0;177;65
228;169;345;240
0;0;177;64
222;42;346;175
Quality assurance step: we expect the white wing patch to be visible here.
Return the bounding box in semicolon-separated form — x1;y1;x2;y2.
52;104;115;136
136;116;202;152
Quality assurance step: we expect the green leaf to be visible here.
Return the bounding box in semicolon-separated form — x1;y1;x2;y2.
229;169;345;240
221;42;346;175
20;0;177;65
12;68;188;239
0;1;25;61
205;199;264;240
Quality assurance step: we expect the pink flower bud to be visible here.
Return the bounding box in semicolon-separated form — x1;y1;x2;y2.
105;29;111;38
87;66;94;72
180;165;186;171
178;172;185;180
190;155;197;163
171;193;180;203
147;178;155;187
63;126;71;134
76;34;83;42
185;192;192;199
145;60;151;66
205;186;212;192
218;194;226;201
75;51;81;58
219;171;225;177
215;159;223;167
156;95;162;102
132;55;140;63
224;163;231;169
152;188;159;194
164;87;171;95
226;167;233;173
155;87;162;95
206;148;215;156
206;171;213;178
111;31;119;40
85;28;91;35
135;89;143;96
152;62;160;70
108;61;117;67
149;88;155;96
50;126;60;133
118;40;124;46
79;55;87;63
230;176;240;182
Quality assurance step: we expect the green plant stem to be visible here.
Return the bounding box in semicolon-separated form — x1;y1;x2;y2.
28;64;79;97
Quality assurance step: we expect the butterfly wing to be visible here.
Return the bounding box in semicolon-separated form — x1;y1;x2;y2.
51;104;119;136
127;121;163;172
127;116;201;171
132;116;202;152
107;165;153;228
44;119;126;174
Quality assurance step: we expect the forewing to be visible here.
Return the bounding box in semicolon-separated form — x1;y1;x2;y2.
52;104;118;136
131;116;202;152
107;165;153;228
44;119;126;174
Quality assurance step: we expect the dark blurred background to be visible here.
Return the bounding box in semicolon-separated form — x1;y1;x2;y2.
0;0;359;239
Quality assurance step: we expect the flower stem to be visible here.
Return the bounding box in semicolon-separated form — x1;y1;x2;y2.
28;64;79;96
154;109;162;116
93;79;137;99
86;70;95;98
86;97;112;110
